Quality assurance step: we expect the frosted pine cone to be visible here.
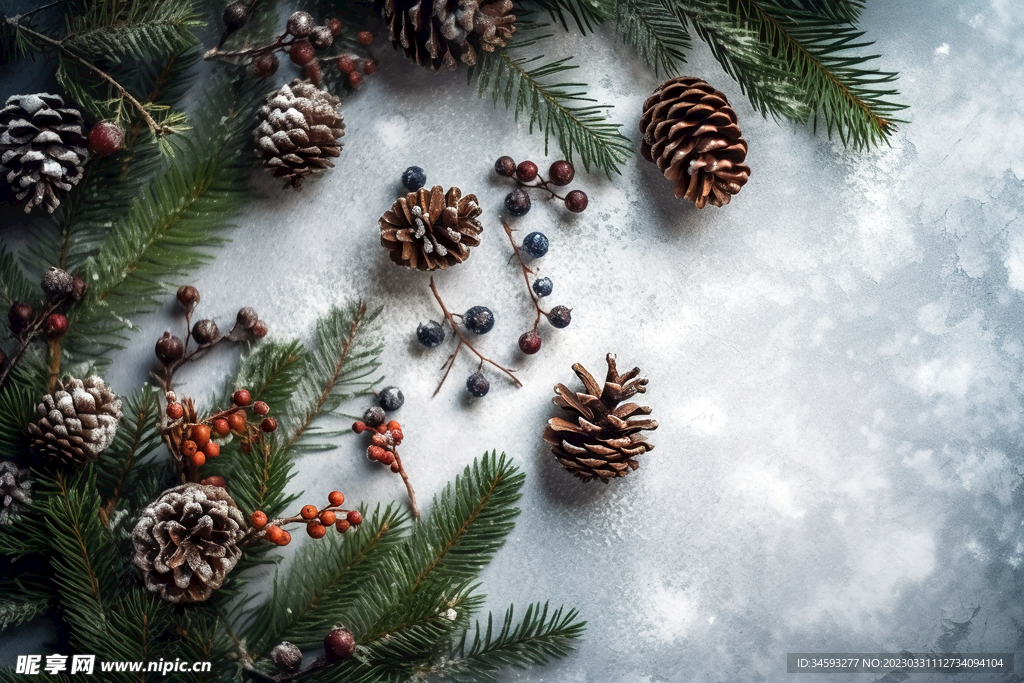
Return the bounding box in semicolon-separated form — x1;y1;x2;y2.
379;185;483;270
132;484;247;604
27;376;122;465
375;0;516;70
254;79;345;190
0;461;32;524
0;93;89;213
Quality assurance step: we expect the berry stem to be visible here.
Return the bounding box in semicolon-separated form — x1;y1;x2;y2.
502;221;549;332
428;277;521;394
241;504;353;547
0;301;60;392
46;337;61;393
204;35;290;63
517;176;569;202
391;447;420;519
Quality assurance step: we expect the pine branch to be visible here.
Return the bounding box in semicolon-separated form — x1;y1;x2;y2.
473;31;631;178
283;302;383;452
528;0;615;34
62;0;201;65
215;440;299;521
96;386;163;523
439;603;586;681
616;0;690;76
0;246;39;308
234;340;308;408
0;576;53;631
0;361;46;462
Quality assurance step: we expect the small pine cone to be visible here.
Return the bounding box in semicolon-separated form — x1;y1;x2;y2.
374;0;516;70
639;77;750;208
379;186;483;271
132;484;247;604
0;460;32;525
543;354;658;483
27;376;122;465
254;79;345;190
0;93;89;213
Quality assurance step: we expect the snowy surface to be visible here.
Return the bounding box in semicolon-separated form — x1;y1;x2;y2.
4;0;1024;681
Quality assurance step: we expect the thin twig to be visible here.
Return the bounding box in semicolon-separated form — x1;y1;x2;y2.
428;277;521;395
502;220;550;331
0;302;60;391
392;447;419;518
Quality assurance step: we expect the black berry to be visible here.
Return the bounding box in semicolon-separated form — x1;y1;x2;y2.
252;51;279;78
402;166;427;191
549;160;575;186
564;190;588;213
8;302;33;334
463;306;494;334
521;232;548;258
176;285;200;309
192;319;220;345
532;277;553;298
504;189;531;217
494;156;516;177
310;25;334;49
417;320;446;347
363;405;386;428
379;386;404;411
324;627;357;661
270;642;302;672
223;1;249;30
466;372;489;397
516;160;538;183
547;305;572;329
286;11;315;37
518;331;542;354
155;332;185;364
236;307;258;329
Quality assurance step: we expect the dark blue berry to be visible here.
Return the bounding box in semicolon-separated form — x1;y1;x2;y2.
532;277;553;298
417;320;445;347
547;305;571;329
521;232;548;258
402;166;427;191
466;372;489;397
462;306;494;334
504;189;531;217
379;386;404;411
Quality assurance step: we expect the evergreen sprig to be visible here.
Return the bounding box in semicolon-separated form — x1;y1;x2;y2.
62;0;202;65
616;0;691;76
0;576;52;632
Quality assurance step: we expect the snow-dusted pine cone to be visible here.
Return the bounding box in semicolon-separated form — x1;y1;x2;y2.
254;79;345;190
374;0;516;70
132;484;247;604
0;93;89;213
379;185;483;270
27;376;122;465
0;461;32;524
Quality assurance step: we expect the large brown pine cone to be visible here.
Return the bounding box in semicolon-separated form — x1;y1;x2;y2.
132;484;247;604
0;93;89;213
639;77;750;208
543;354;658;483
379;185;483;271
27;376;122;465
374;0;516;70
254;79;345;190
0;461;32;525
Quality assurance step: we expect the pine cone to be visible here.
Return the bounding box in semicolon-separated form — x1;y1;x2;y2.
27;376;122;465
543;354;658;483
374;0;516;70
0;93;89;213
132;484;247;604
254;79;345;190
639;77;750;209
0;461;32;525
379;185;483;270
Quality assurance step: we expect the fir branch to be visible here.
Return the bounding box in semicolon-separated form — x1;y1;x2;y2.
0;246;39;308
439;603;586;681
283;302;383;451
234;340;308;408
0;576;52;631
0;362;46;462
62;0;201;65
217;440;299;520
528;0;615;34
615;0;690;76
473;31;631;178
96;386;163;523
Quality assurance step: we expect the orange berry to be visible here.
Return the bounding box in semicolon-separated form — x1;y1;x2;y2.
335;519;350;533
251;511;268;528
351;421;366;433
181;440;198;457
356;31;373;45
307;522;326;539
300;505;318;520
387;420;401;430
212;418;230;437
346;510;363;526
253;401;270;415
320;510;336;526
166;402;184;419
232;389;251;406
389;428;403;442
228;411;246;432
328;491;345;506
191;424;211;448
278;530;291;546
380;452;395;466
192;451;206;467
203;441;220;458
264;525;284;544
375;423;388;434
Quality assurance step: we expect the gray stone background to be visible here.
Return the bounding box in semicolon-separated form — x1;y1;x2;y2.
3;0;1024;681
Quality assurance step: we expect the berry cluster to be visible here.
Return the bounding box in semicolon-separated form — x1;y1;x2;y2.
418;277;521;398
266;627;356;680
495;156;588;216
245;489;362;548
206;8;376;89
352;405;419;517
503;222;572;356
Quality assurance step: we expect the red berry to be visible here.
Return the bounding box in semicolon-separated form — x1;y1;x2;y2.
300;505;318;520
252;320;268;338
202;441;220;458
200;475;227;488
326;17;343;35
278;530;291;546
390;463;400;473
346;510;363;526
320;510;337;525
367;445;386;461
548;160;575;186
352;421;366;433
88;121;124;157
363;59;377;75
166;402;184;420
289;40;316;66
45;313;67;339
518;331;542;354
252;51;279;78
324;628;357;661
212;418;230;437
336;55;355;74
328;491;345;506
190;424;211;449
307;522;326;539
192;451;206;467
264;525;284;544
227;411;246;432
253;401;270;415
516;160;538;183
380;452;395;466
335;519;350;533
347;71;363;88
232;389;252;406
389;428;403;442
260;417;278;433
564;189;588;213
356;31;373;45
251;511;268;528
